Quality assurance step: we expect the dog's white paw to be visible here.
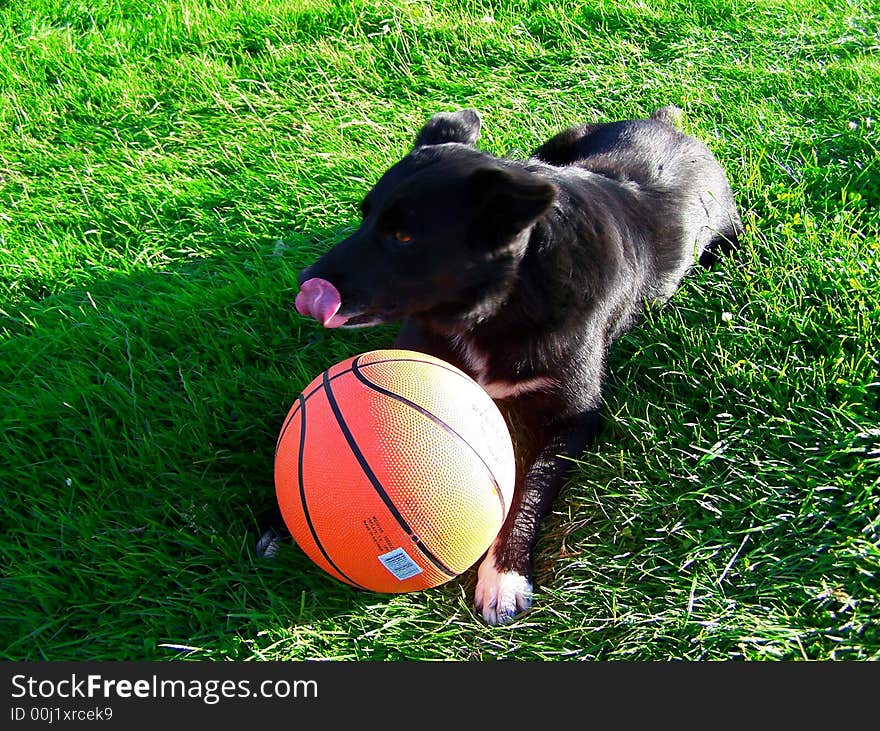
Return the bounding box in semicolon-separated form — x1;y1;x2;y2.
255;527;284;559
474;553;533;626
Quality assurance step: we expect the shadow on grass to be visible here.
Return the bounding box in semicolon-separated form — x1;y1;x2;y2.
0;226;412;660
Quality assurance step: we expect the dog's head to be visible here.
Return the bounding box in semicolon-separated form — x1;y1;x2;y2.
294;110;558;329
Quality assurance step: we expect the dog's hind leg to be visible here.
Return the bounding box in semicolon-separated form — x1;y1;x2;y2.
698;211;743;268
650;105;684;127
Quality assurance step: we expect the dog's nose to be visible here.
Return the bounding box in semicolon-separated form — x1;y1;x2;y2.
296;266;313;286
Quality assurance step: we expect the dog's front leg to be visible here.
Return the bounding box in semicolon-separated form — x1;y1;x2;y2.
474;409;599;625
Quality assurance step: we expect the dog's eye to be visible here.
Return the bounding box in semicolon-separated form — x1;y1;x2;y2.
393;231;413;244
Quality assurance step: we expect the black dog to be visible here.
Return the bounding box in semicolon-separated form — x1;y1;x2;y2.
285;106;742;625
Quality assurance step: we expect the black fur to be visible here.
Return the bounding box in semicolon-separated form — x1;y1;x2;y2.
274;106;742;625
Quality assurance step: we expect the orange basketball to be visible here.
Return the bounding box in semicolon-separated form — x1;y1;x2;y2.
274;349;516;593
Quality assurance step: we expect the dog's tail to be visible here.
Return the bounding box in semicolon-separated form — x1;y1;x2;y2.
650;105;684;128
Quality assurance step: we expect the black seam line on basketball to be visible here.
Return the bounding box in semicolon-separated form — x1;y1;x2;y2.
351;357;507;519
276;406;298;456
293;394;368;591
277;357;476;456
322;366;457;579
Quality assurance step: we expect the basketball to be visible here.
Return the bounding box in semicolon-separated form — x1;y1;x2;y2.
274;349;516;593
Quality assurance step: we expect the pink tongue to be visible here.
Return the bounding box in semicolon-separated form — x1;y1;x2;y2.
295;278;348;328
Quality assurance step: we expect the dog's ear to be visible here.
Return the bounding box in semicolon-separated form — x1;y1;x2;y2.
467;166;558;244
413;109;482;147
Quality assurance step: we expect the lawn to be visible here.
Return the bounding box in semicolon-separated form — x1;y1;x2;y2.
0;0;877;660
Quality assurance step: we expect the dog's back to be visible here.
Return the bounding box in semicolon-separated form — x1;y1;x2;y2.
533;105;742;297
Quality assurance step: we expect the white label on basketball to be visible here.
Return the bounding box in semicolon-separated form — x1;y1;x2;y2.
378;547;423;580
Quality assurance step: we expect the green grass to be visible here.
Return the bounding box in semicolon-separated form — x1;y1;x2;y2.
1;0;877;660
